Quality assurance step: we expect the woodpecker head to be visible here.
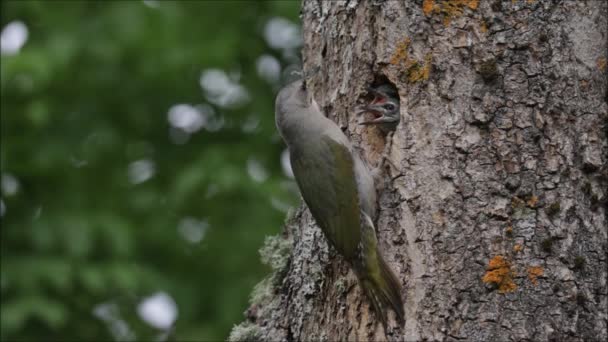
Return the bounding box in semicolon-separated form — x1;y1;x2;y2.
276;80;307;115
357;84;400;132
276;66;320;116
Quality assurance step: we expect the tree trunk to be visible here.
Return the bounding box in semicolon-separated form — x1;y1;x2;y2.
230;1;607;341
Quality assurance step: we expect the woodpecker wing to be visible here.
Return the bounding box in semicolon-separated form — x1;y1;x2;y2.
290;135;361;259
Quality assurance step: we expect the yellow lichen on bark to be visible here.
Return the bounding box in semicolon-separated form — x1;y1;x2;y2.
441;1;463;25
480;19;488;33
466;0;479;10
391;39;431;83
432;210;445;225
390;38;411;66
422;0;479;26
511;196;526;208
422;54;432;78
483;256;517;293
526;195;539;208
407;53;432;83
598;57;607;71
443;0;478;11
528;266;544;285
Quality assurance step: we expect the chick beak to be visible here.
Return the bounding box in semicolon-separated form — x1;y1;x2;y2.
356;89;386;115
358;104;388;125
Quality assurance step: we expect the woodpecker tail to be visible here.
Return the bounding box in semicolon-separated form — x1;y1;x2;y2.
358;251;405;331
355;212;404;332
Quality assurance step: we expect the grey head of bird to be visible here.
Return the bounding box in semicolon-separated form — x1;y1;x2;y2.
275;78;323;145
276;79;307;110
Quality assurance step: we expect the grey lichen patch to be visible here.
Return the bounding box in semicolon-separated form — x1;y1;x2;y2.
248;275;281;320
260;235;293;273
284;207;298;225
228;321;262;342
512;206;536;220
229;232;294;340
259;233;294;288
250;277;274;306
334;278;347;295
250;234;293;306
300;257;327;298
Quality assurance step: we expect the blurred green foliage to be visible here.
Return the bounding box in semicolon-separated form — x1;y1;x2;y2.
0;1;300;341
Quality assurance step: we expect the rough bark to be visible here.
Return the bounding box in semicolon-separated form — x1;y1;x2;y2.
231;0;607;341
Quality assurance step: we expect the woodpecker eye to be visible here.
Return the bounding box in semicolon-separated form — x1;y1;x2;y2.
383;103;396;111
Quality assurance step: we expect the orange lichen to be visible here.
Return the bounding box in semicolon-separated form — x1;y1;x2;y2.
526;0;535;3
422;54;433;79
407;53;432;83
422;0;479;26
432;210;445;225
442;16;451;27
513;244;523;252
598;57;607;71
482;255;517;293
443;0;478;12
527;266;544;285
526;195;539;208
511;196;525;209
467;0;479;10
441;2;462;25
480;19;488;33
423;0;435;15
391;39;431;84
390;38;411;66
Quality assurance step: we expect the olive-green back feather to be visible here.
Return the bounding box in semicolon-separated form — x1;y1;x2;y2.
289;136;361;259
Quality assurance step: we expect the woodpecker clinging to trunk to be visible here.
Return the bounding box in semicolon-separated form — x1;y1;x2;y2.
275;79;404;332
357;84;401;133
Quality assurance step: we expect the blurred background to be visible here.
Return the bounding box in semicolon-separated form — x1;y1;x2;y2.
0;1;301;341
